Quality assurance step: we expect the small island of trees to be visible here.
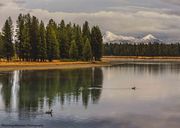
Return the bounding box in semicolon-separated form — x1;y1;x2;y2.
0;14;103;62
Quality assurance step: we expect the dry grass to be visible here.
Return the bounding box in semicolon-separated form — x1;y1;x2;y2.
0;60;109;71
0;61;89;67
102;56;180;63
0;56;180;71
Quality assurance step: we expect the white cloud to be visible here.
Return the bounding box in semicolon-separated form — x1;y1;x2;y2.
0;0;180;40
161;0;180;5
0;1;21;29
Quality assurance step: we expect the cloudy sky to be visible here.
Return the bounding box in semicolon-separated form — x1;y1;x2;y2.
0;0;180;41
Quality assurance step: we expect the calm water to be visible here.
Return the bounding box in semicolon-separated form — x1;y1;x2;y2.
1;62;180;128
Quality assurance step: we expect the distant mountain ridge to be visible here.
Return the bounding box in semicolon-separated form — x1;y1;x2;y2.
103;31;161;44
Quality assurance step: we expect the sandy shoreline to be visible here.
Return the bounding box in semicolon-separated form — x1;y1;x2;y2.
0;56;180;71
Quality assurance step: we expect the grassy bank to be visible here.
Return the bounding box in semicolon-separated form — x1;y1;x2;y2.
0;61;109;71
1;56;180;71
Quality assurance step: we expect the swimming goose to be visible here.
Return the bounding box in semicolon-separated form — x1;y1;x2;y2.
45;109;53;114
131;87;136;90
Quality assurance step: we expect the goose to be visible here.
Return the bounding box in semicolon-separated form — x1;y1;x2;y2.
131;87;136;90
45;109;53;115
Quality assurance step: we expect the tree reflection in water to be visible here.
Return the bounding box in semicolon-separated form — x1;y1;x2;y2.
0;68;103;119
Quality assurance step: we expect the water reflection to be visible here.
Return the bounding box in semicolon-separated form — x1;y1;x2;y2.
11;71;19;111
1;63;180;128
0;72;14;111
107;63;180;75
0;68;103;117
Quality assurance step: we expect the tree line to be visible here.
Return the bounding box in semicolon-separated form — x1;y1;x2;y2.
104;43;180;56
0;14;103;61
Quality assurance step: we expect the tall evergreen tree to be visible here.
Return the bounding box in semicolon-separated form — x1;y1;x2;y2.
23;14;32;61
2;17;14;61
65;22;73;57
91;26;103;61
16;14;23;60
39;21;47;61
0;33;4;59
30;16;40;61
74;25;83;59
69;40;78;60
48;19;58;38
46;21;59;61
83;38;92;61
58;20;69;59
16;14;31;61
82;21;91;40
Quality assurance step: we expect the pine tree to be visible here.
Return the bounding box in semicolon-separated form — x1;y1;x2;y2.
66;22;73;57
46;21;59;61
16;14;31;61
58;20;69;59
2;17;14;61
73;25;83;60
82;21;91;40
48;19;58;39
39;21;47;61
16;14;24;60
30;16;40;61
23;14;32;61
91;26;103;61
69;40;78;60
0;33;4;59
83;38;92;61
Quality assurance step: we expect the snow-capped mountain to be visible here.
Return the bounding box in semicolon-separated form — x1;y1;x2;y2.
142;34;156;41
103;31;136;42
141;34;160;43
103;31;161;44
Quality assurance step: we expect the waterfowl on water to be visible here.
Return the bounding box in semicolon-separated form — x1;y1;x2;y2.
131;87;136;90
45;109;53;114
